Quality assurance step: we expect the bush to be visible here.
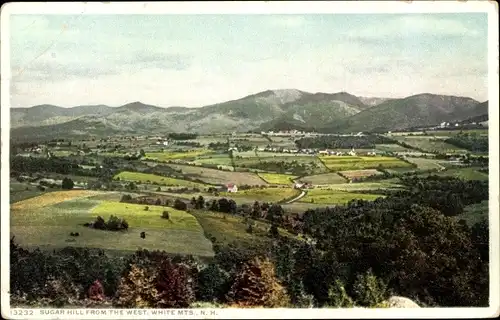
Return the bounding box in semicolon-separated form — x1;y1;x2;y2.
161;211;170;220
197;264;231;302
227;257;290;307
115;265;158;308
62;177;74;190
155;259;195;308
351;269;389;307
120;194;133;202
173;199;187;211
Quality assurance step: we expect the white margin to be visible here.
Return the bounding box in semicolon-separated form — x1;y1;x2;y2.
0;1;499;319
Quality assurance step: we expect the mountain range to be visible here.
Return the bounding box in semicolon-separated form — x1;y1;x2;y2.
10;89;488;141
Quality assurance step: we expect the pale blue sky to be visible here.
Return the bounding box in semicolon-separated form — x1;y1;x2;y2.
9;13;488;108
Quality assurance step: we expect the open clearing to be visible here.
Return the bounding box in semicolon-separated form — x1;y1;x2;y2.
393;136;468;154
11;190;101;210
298;172;347;184
319;156;412;171
220;187;300;203
404;157;445;171
258;173;297;184
114;171;208;188
375;144;413;152
163;163;267;186
339;169;383;180
10;198;214;257
299;189;384;205
144;149;213;161
421;167;489;181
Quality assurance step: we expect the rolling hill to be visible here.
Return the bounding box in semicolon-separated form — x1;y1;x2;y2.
10;90;488;140
321;94;484;133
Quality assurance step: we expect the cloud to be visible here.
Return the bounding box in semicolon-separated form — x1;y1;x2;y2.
349;15;481;41
267;15;307;28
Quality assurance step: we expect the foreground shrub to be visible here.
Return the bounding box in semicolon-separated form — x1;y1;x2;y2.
155;259;195;308
115;265;158;308
197;264;231;302
227;257;290;308
351;269;389;307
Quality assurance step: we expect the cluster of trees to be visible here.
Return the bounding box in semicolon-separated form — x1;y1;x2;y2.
445;133;489;152
295;135;393;150
175;141;202;148
168;133;198;140
84;215;129;231
10;239;393;308
207;142;230;150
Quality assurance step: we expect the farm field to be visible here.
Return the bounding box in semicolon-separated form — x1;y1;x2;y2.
144;149;213;161
10;197;214;257
422;167;489;181
194;156;234;167
319;156;413;171
339;169;383;180
298;172;347;185
393;136;468;154
375;144;413;152
11;190;101;210
258;173;297;184
191;211;297;247
220;187;300;203
114;171;208;188
298;189;384;205
164;164;267;186
312;182;401;192
404;157;445;171
10;181;55;203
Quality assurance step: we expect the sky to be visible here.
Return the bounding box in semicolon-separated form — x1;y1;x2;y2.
8;13;488;108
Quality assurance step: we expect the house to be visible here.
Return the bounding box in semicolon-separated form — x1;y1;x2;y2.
226;183;238;193
348;148;357;156
294;182;305;189
319;150;329;155
228;147;238;152
163;141;169;146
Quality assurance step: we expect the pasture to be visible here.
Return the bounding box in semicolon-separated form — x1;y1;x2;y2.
10;196;214;257
298;172;347;185
144;149;213;161
258;173;297;184
423;167;489;181
404;157;445;171
339;169;383;180
319;156;412;171
375;144;413;152
299;189;384;205
164;164;267;186
393;136;468;154
220;187;300;203
114;171;208;188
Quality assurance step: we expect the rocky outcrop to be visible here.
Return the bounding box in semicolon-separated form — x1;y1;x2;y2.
385;296;421;308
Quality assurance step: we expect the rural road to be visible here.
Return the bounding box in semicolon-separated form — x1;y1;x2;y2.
285;190;307;204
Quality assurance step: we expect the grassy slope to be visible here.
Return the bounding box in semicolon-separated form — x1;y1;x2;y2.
114;171;208;188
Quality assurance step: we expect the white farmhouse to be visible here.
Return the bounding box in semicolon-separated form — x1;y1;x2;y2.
226;183;238;193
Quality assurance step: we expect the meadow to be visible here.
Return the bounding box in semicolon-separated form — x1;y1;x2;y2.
422;167;489;181
299;189;384;205
393;136;468;154
114;171;208;188
319;156;413;171
257;173;297;184
220;187;300;203
164;163;267;186
404;157;445;171
144;149;213;161
298;172;347;185
339;169;383;180
10;194;214;257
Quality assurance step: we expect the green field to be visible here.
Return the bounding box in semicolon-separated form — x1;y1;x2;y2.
404;157;445;171
319;156;412;171
114;171;208;188
298;172;347;185
375;144;413;152
299;189;384;205
220;187;300;203
312;182;401;192
165;163;267;186
258;173;297;184
144;149;213;161
422;167;489;181
393;136;468;154
10;195;214;257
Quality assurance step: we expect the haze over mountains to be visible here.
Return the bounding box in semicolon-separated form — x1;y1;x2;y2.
10;89;488;141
